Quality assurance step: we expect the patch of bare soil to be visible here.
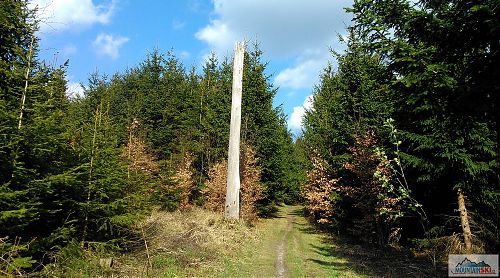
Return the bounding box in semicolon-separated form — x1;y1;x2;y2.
276;212;293;278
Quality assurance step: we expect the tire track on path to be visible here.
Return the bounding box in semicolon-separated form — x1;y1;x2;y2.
276;208;293;278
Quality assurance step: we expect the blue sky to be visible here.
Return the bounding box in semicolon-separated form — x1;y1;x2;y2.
31;0;352;134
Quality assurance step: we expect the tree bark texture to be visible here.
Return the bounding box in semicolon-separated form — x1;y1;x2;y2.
457;188;473;253
225;41;245;220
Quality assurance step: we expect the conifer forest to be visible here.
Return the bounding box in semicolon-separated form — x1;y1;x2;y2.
1;0;499;277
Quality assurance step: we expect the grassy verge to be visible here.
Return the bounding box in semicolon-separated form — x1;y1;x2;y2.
219;205;363;278
284;206;362;278
40;205;351;277
215;212;285;277
284;206;446;278
39;205;444;277
40;207;260;277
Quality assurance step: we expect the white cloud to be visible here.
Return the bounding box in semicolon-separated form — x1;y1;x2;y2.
288;95;314;131
30;0;116;33
196;0;352;57
92;33;129;59
66;81;84;98
196;20;233;56
275;57;326;90
197;0;350;94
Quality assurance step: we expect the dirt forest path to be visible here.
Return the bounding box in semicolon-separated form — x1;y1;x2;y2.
220;205;365;278
275;208;293;278
216;205;443;278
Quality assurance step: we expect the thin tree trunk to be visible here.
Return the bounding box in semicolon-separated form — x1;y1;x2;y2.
18;35;35;130
82;106;100;245
10;36;35;180
225;41;245;220
457;188;473;253
128;124;132;180
199;85;205;188
140;224;152;274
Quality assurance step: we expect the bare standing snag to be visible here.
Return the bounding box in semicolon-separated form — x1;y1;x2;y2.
225;41;245;220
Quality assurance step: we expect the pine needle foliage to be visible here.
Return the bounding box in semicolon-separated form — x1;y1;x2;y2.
302;0;499;251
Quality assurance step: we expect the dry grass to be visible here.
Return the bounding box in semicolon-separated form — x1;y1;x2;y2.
113;207;259;277
413;233;486;268
143;207;257;255
41;207;260;278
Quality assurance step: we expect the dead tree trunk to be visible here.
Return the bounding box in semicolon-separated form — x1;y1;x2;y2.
225;41;245;220
457;188;473;253
18;35;35;130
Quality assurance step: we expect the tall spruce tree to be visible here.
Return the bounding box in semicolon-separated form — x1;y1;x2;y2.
240;45;302;211
0;1;87;270
302;30;395;243
0;0;38;229
348;0;499;250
